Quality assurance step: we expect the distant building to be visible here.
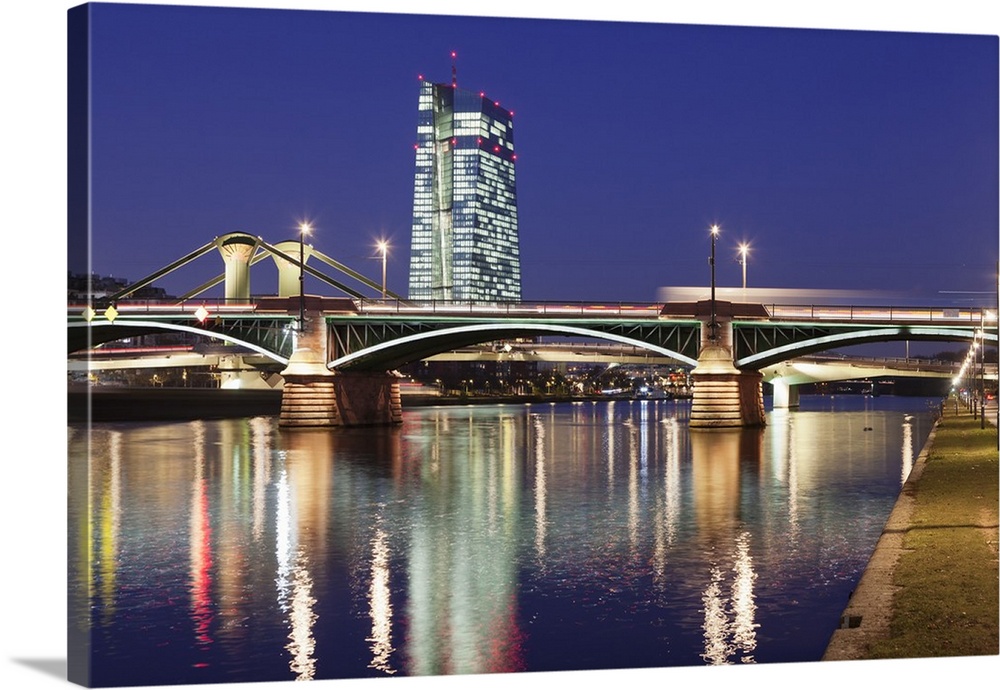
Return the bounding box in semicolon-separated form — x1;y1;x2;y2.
407;78;521;302
68;271;172;302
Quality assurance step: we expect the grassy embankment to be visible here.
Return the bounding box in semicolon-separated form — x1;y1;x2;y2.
867;400;998;659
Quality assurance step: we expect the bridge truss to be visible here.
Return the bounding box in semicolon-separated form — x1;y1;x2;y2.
68;310;297;363
326;316;703;371
733;320;996;369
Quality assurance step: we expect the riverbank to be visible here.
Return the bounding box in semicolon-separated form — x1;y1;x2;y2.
68;387;284;422
823;396;999;662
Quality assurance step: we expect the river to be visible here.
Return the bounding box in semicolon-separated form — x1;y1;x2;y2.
67;394;941;687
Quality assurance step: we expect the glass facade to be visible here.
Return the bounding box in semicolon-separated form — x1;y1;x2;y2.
408;81;522;302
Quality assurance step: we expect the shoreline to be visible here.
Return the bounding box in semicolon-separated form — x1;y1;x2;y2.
67;386;689;423
822;416;940;660
67;385;943;424
823;399;999;660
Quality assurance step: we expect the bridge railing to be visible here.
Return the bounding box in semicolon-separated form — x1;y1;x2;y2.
68;298;994;325
68;298;270;317
764;304;993;324
352;298;665;318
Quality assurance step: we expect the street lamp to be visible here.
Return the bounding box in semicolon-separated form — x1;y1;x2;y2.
980;309;996;429
376;239;389;299
298;222;312;333
709;224;720;343
737;242;750;291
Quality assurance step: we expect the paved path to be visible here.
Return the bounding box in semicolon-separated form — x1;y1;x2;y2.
984;399;998;427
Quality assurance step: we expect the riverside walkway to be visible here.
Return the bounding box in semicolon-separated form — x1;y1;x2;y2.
824;397;999;661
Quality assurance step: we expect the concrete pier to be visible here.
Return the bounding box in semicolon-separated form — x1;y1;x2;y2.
689;345;766;428
278;300;403;427
279;370;402;427
771;379;801;409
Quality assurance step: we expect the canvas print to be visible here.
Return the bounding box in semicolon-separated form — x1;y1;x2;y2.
67;2;998;688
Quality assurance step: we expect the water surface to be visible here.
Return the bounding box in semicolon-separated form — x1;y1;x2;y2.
68;395;939;686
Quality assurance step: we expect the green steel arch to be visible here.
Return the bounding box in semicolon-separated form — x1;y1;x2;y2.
736;325;996;370
328;322;700;372
68;317;295;364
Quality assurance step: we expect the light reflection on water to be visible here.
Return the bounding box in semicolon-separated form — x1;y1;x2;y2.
67;396;938;686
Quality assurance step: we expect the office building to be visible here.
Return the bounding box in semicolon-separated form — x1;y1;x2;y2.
407;78;521;301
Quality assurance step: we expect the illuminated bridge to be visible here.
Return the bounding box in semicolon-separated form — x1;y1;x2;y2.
69;231;998;428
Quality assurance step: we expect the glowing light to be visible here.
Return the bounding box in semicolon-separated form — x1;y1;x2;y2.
701;566;731;664
366;528;396;674
195;305;209;323
534;417;547;559
730;532;758;663
287;552;318;681
299;222;312;237
189;423;214;651
710;224;720;236
901;416;914;485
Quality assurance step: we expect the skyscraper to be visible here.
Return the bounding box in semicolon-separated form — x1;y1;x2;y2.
407;77;521;302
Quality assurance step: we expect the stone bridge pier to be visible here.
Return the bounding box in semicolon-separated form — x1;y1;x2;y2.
689;300;767;429
278;297;402;428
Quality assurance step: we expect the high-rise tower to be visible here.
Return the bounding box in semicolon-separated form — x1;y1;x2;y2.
407;78;521;301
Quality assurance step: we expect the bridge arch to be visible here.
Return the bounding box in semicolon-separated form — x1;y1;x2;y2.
736;325;996;370
329;322;699;371
68;320;291;365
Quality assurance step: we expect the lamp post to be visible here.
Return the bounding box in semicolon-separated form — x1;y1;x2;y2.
988;310;997;427
709;224;720;343
980;309;996;429
376;239;389;299
979;316;985;428
737;242;750;291
968;343;977;418
298;222;311;333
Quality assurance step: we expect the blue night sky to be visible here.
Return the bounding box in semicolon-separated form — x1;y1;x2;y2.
74;1;999;305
